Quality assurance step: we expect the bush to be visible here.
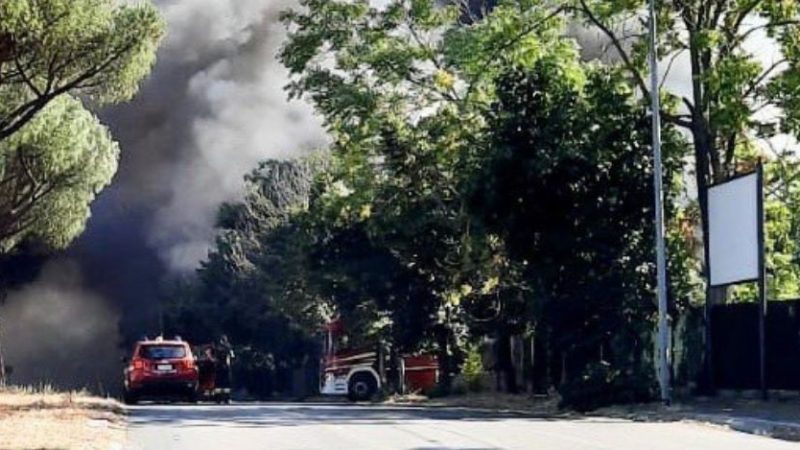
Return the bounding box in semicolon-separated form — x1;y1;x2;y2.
424;383;456;398
558;361;655;412
461;344;485;393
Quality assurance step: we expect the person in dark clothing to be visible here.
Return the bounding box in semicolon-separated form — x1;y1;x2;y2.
214;335;234;402
197;346;217;396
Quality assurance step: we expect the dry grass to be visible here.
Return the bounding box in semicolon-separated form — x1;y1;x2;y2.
386;391;564;416
0;385;126;450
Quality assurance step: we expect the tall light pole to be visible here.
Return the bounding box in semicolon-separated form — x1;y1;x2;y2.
648;0;671;404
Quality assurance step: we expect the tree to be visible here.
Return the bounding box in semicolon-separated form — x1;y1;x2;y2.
571;0;800;302
303;219;442;354
0;0;164;258
281;0;573;390
472;59;687;408
0;0;163;256
0;96;119;252
0;0;164;141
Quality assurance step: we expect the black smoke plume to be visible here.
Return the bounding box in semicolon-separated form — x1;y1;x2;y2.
1;0;323;392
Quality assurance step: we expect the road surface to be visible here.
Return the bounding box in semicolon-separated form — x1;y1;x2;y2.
125;403;797;450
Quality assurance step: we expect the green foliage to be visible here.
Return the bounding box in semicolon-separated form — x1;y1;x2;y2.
302;220;441;351
558;360;655;412
472;59;688;406
731;159;800;301
280;0;579;387
0;0;162;258
226;0;695;401
765;157;800;299
177;0;800;407
461;344;485;392
573;0;800;306
0;0;164;140
0;95;119;251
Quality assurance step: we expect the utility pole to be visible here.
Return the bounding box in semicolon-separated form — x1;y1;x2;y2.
757;162;767;400
648;0;671;404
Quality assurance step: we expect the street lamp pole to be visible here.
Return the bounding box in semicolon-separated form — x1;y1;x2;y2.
648;0;671;404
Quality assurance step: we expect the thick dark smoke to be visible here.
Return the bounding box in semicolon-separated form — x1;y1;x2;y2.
1;261;120;392
105;0;324;271
1;0;324;392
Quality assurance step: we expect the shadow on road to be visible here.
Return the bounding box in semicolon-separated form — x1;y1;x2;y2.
127;403;605;430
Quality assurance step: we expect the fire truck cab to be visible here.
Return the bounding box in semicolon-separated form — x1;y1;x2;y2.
319;319;439;401
320;319;381;400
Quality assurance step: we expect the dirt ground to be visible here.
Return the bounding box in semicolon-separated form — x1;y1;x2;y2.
0;387;126;450
386;391;565;415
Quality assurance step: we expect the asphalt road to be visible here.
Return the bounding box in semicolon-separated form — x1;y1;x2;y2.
125;403;798;450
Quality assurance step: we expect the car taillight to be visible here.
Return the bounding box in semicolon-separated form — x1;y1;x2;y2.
183;359;194;369
133;359;144;370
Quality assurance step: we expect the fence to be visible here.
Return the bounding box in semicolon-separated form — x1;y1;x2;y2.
712;299;800;390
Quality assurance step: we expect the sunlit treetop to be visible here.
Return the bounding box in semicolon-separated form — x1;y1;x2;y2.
0;95;119;252
572;0;800;180
0;0;164;141
280;0;577;137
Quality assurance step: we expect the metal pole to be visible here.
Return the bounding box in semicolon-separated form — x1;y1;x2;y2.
757;162;767;400
648;0;671;404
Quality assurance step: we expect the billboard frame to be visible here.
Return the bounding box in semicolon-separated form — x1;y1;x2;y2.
706;168;762;288
704;163;766;399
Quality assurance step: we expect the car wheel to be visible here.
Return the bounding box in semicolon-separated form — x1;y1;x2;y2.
347;372;377;402
123;390;139;405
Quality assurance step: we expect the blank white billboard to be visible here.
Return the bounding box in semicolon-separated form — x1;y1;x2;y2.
708;172;760;286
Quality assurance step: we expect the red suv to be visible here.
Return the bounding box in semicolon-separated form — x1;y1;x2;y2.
123;338;198;404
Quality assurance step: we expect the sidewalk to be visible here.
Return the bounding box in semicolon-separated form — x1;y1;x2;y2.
388;392;800;441
594;395;800;441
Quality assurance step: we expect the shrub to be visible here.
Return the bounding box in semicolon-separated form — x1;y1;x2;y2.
558;361;655;412
461;345;485;393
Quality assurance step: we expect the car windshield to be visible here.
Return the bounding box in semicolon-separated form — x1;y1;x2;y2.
139;345;186;360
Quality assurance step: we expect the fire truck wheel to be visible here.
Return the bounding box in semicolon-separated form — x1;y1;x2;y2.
348;372;377;402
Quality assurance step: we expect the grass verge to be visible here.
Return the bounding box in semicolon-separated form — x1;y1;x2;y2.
0;386;126;450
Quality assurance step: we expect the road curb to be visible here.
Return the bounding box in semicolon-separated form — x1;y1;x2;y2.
686;413;800;442
390;397;800;442
604;408;800;442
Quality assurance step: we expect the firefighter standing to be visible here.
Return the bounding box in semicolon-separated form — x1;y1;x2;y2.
214;335;234;403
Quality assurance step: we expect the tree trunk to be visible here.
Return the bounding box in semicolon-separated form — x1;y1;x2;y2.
435;324;453;393
532;328;549;394
387;342;401;394
693;122;730;394
0;320;6;387
495;330;518;393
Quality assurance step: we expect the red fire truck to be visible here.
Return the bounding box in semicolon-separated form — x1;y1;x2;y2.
319;319;439;401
